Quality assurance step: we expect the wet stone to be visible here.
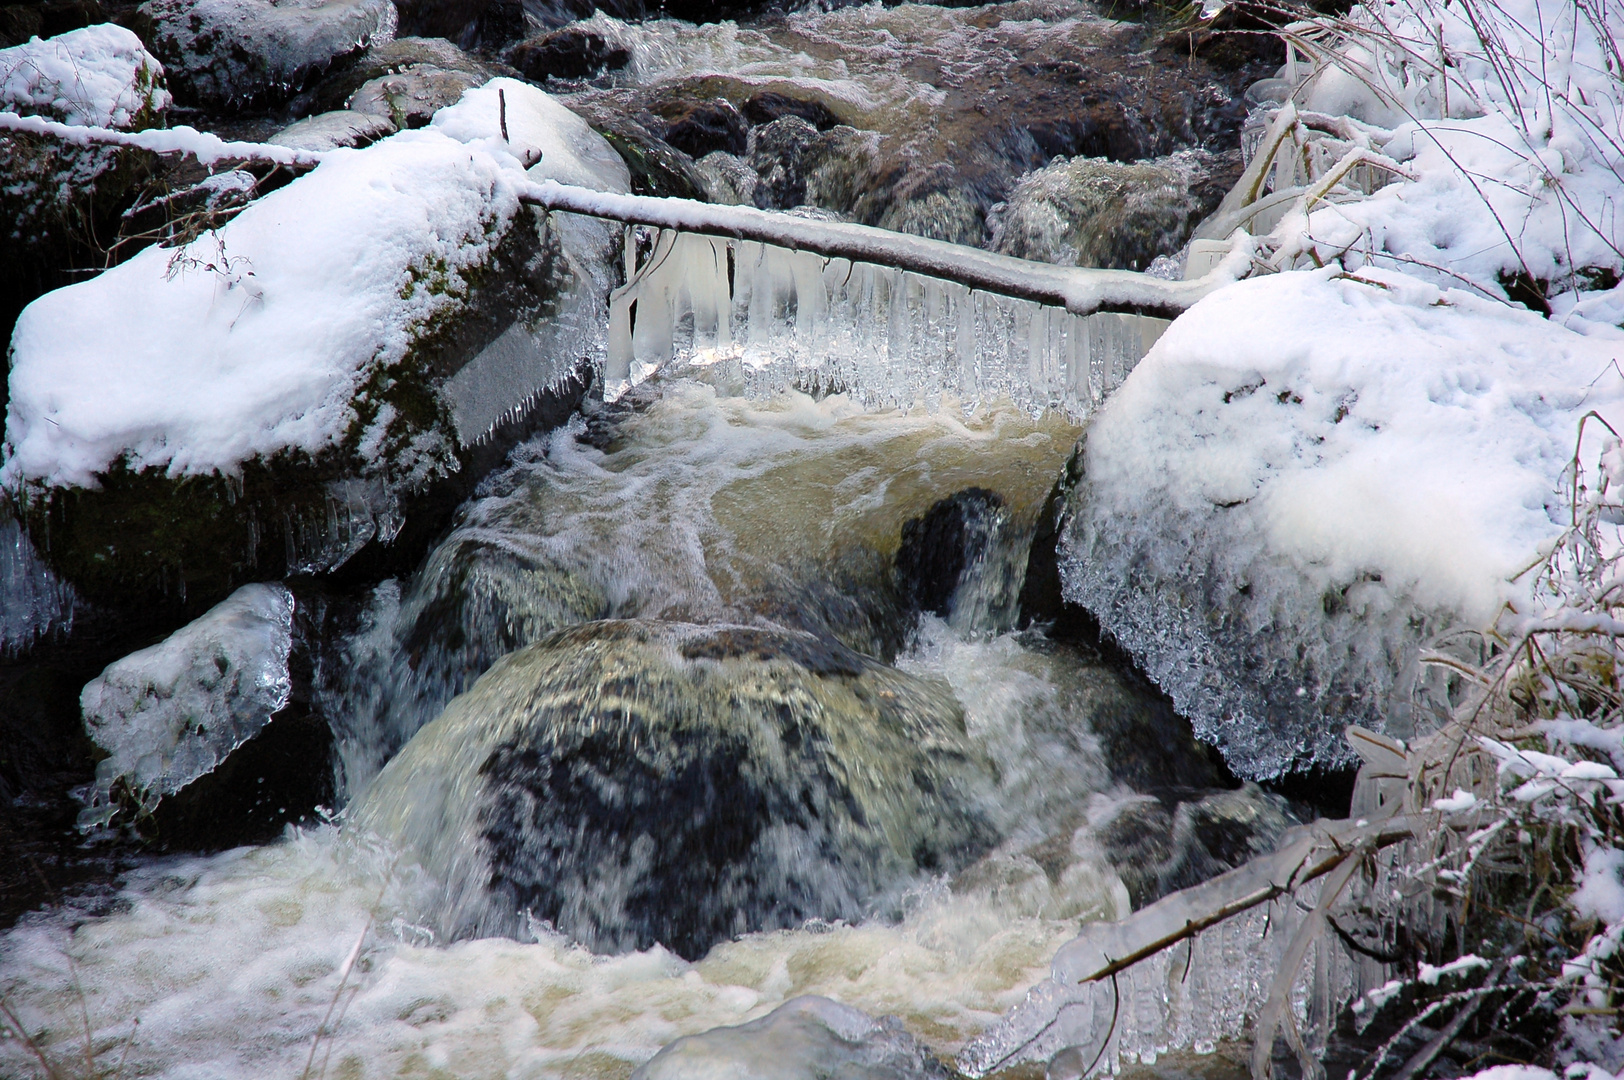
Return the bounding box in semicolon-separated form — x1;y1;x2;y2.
393;0;527;51
269;108;395;151
658;97;749;159
508;28;630;83
895;488;1010;621
348;619;997;960
742;91;841;131
349;65;487;130
293;36;497;117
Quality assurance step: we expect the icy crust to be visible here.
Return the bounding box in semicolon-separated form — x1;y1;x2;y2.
3;130;518;490
136;0;396;105
0;516;75;654
1059;269;1624;778
0;23;170;129
79;583;294;825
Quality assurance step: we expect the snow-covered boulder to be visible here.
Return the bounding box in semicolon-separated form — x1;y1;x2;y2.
1059;268;1624;778
135;0;396;105
0;23;170;128
78;583;294;826
2;80;627;609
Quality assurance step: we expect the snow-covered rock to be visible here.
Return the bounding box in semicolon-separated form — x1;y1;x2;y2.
634;996;945;1080
78;583;294;826
0;23;170;129
1059;268;1624;778
135;0;397;105
2;80;624;608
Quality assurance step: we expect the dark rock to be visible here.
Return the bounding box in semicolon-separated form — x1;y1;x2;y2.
508;28;630;82
1092;784;1301;906
0;5;42;46
349;619;997;959
749;113;821;208
895;488;1009;620
742;91;842;131
655;97;748;159
514;0;648;32
567;97;712;199
394;0;527;51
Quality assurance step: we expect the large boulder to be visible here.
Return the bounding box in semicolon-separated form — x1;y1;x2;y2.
347;619;997;960
1057;270;1624;778
133;0;396;106
0;25;170;405
2;80;628;615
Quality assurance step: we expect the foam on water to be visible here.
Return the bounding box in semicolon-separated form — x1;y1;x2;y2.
0;623;1156;1080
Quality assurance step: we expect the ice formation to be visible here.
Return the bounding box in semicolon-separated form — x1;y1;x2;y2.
597;226;1173;417
1;81;628;491
136;0;396;104
0;23;170;129
0;515;76;654
634;995;945;1079
1060;269;1624;777
78;583;294;824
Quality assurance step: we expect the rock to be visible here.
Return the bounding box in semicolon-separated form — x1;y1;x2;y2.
508;27;630;82
77;583;295;827
348;64;485;129
347;619;997;959
293;35;495;116
635;996;949;1080
393;0;525;51
3;82;624;613
134;0;396;106
748;114;821;209
565;95;711;199
692;149;756;205
895;488;1013;623
656;96;748;159
0;2;114;47
990;150;1242;272
268;108;394;150
1092;785;1301;906
741;91;841;131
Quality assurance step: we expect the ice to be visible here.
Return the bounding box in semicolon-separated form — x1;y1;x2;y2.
599;226;1173;419
0;23;170;129
77;583;294;826
0;514;76;654
635;995;946;1079
1060;268;1624;778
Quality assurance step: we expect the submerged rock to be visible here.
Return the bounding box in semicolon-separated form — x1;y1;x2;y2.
635;996;948;1080
78;583;295;827
348;619;997;960
133;0;397;106
990;150;1242;272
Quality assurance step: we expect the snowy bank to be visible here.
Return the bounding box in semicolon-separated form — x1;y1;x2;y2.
1060;267;1624;777
1;79;625;606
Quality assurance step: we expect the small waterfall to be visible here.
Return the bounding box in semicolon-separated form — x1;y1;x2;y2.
603;228;1169;418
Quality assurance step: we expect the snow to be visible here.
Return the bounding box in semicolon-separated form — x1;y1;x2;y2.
0;23;169;129
0;81;637;491
1060;267;1624;777
431;77;631;194
1573;848;1624;926
0;109;326;165
78;583;294;825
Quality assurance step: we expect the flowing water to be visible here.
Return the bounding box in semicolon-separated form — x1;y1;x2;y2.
0;3;1283;1076
0;376;1271;1078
